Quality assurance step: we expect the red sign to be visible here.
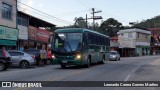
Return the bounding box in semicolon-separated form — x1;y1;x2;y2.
29;26;36;40
36;28;50;42
29;26;50;42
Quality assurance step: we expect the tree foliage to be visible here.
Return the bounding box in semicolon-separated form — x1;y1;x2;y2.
134;16;160;28
99;18;123;37
74;17;87;28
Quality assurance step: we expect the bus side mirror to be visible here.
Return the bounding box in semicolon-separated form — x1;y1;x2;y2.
48;34;54;43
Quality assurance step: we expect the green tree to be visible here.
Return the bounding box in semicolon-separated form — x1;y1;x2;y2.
134;15;160;28
99;18;123;37
88;22;99;31
74;17;87;28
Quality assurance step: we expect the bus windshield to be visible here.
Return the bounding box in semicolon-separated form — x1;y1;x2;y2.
53;33;82;53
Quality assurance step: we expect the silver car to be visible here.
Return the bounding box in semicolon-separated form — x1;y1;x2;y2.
8;50;36;68
109;51;120;61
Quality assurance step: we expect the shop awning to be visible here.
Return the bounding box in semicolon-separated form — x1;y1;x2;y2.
0;40;17;46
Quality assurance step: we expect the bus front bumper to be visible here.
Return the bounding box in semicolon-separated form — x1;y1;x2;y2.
52;59;83;65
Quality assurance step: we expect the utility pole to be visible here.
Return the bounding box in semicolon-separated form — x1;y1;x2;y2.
74;15;88;28
91;8;102;30
86;14;88;28
75;8;102;29
92;8;95;29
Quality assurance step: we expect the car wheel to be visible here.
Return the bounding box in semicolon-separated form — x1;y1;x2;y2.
0;62;6;71
61;65;66;68
114;58;117;61
20;61;29;69
85;58;91;68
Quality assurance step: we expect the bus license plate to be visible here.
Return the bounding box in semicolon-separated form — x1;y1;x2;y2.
62;61;67;63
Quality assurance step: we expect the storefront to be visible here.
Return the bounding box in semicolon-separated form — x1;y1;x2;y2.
118;46;135;57
17;25;29;51
0;25;18;50
26;26;50;49
136;46;150;56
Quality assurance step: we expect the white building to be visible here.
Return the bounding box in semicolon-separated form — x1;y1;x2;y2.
117;28;151;56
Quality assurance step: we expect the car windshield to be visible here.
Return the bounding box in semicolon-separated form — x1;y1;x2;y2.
53;33;82;53
110;52;117;55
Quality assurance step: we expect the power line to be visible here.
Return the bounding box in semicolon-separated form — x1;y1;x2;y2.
1;1;74;25
17;1;74;25
18;6;72;25
18;2;73;25
75;0;91;9
53;9;90;16
84;0;96;8
17;6;71;25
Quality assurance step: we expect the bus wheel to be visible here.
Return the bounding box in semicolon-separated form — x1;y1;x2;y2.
100;57;105;64
61;65;66;68
85;58;91;68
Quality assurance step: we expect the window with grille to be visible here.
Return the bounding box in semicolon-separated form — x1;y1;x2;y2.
1;2;12;20
17;17;28;26
128;32;132;38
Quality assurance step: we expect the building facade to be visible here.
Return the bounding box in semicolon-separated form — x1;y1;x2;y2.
17;11;29;51
110;36;119;51
0;0;18;50
28;26;51;49
17;11;56;50
149;28;160;55
117;28;151;57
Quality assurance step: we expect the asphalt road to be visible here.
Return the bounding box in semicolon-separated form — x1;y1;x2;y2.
1;55;160;90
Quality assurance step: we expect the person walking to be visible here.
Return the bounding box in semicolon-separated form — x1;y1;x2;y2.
47;48;52;65
39;45;47;66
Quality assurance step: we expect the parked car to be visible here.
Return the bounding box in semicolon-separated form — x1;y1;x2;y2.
8;50;36;68
24;48;52;65
24;49;40;66
109;51;120;61
0;49;12;71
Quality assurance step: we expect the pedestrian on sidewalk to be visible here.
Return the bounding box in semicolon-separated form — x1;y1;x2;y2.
39;45;47;66
47;48;52;65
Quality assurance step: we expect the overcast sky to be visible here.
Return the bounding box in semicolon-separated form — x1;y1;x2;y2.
19;0;160;27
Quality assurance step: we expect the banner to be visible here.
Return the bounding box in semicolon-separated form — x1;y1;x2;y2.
36;28;50;42
29;26;50;42
0;26;18;40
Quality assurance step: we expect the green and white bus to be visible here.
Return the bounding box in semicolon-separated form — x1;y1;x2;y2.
49;28;110;68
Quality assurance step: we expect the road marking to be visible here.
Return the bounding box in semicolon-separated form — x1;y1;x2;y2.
124;63;143;81
124;58;160;81
124;74;131;81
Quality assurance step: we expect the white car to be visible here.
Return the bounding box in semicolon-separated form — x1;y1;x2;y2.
8;50;36;68
109;51;120;61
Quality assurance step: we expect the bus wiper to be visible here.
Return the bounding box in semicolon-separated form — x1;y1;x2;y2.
64;39;73;52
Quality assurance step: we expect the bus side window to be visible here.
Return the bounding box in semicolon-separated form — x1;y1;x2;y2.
83;32;88;46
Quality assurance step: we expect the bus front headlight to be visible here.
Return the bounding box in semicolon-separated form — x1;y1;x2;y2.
52;54;56;59
76;54;81;60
